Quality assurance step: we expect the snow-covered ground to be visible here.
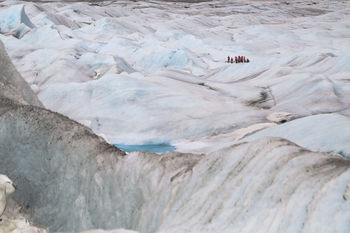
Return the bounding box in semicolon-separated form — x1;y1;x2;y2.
1;0;349;153
0;1;350;232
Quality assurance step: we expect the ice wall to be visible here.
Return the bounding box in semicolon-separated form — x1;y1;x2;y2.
0;103;201;232
0;40;203;231
1;108;349;233
0;40;42;107
0;5;35;39
157;137;350;233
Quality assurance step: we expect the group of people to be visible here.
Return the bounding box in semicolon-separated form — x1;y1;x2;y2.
227;56;250;63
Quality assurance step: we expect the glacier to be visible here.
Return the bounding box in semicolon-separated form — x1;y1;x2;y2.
0;0;349;233
0;0;349;147
0;4;35;39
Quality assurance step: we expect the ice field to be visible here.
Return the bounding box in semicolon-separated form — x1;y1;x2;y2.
0;0;349;232
1;0;349;149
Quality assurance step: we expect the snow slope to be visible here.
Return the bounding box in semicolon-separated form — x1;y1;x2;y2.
176;112;350;159
0;0;349;148
242;113;350;158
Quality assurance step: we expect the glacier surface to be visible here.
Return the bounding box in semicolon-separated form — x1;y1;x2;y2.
0;0;349;233
1;0;349;148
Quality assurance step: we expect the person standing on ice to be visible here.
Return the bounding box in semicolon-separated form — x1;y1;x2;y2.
231;57;234;63
228;56;230;63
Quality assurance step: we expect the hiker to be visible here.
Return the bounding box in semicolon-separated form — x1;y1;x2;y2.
244;56;246;63
231;57;234;63
235;56;238;63
227;56;230;63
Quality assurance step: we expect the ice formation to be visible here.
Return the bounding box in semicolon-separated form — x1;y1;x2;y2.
0;0;349;148
0;40;42;107
242;113;350;158
0;5;35;39
0;174;16;218
0;0;349;233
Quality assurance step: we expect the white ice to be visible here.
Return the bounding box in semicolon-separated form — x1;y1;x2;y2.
0;1;350;232
242;113;350;158
1;0;349;149
0;4;35;39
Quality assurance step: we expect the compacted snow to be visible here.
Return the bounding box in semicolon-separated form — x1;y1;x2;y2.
0;0;350;233
1;0;349;150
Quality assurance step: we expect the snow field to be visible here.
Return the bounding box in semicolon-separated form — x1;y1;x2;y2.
0;0;349;149
0;1;350;232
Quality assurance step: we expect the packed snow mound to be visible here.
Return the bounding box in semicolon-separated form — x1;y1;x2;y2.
39;73;264;144
242;113;350;158
176;113;350;156
0;5;35;39
0;40;42;107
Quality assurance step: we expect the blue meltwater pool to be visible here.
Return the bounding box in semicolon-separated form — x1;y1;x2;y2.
114;143;176;154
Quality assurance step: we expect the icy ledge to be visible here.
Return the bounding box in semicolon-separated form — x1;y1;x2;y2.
0;5;35;39
242;113;350;158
